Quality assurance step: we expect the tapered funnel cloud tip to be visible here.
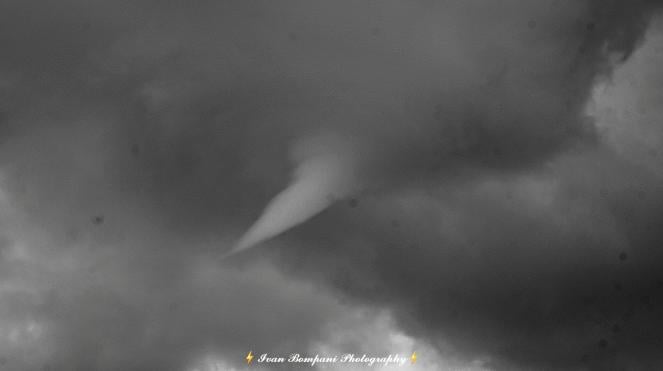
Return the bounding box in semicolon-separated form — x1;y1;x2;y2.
230;136;359;254
219;246;244;260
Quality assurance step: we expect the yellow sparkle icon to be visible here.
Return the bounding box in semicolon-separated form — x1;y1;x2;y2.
246;351;254;365
410;351;417;364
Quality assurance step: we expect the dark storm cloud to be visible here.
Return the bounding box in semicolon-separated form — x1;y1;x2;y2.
274;147;663;370
1;1;663;370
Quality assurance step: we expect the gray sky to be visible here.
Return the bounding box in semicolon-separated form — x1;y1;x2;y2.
1;1;663;370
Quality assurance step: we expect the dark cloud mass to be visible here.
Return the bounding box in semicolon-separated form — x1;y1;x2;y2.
1;1;663;370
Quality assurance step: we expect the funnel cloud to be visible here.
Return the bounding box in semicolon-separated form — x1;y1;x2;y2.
0;1;663;370
231;134;360;254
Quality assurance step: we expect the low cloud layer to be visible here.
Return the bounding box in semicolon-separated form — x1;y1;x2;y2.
1;1;663;370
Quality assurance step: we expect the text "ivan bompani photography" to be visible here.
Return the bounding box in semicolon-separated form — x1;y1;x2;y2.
251;352;416;367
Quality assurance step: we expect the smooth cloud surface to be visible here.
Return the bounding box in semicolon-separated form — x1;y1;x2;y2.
0;1;663;370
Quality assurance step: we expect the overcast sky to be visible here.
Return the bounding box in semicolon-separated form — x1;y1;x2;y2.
1;1;663;370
